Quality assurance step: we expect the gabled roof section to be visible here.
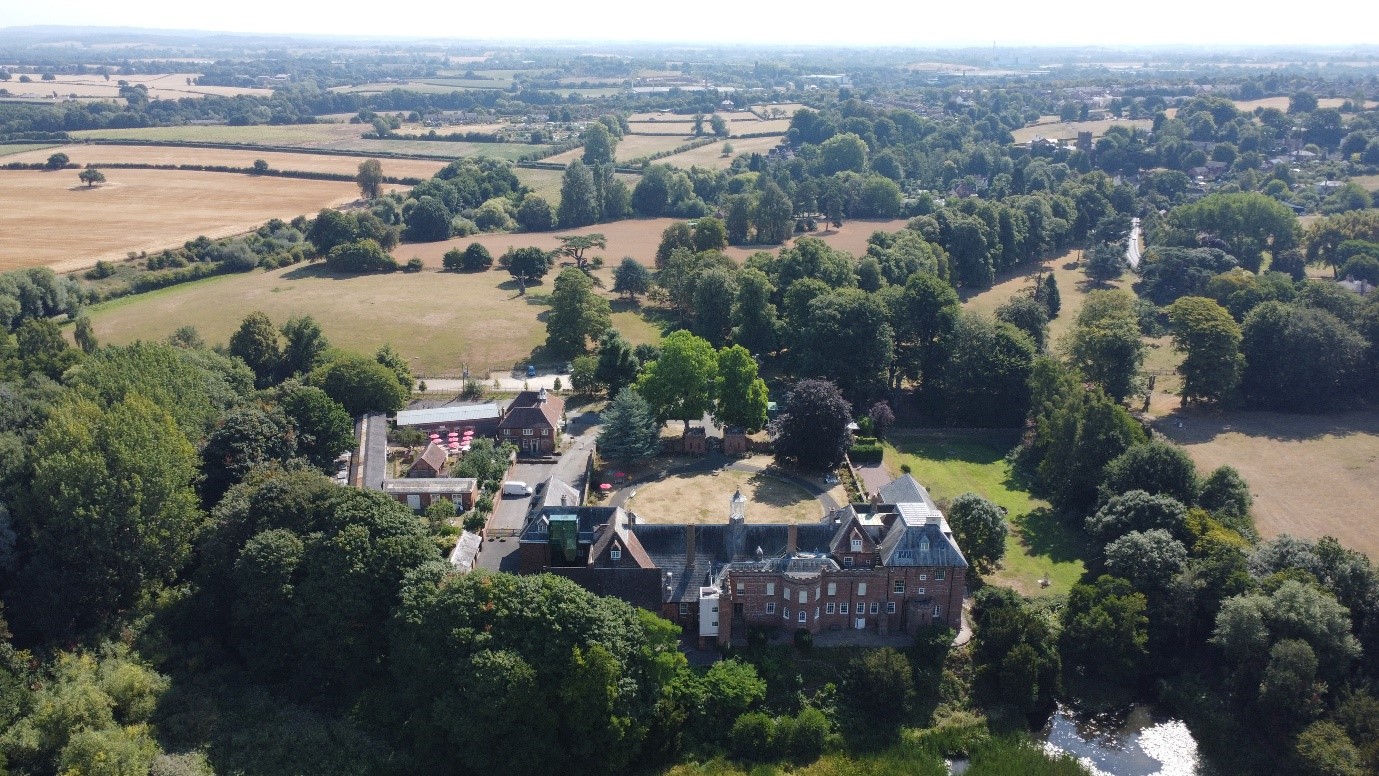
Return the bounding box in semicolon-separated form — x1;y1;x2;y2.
395;403;501;427
412;442;449;474
878;503;968;568
877;474;938;509
499;390;564;430
828;510;885;554
588;522;655;568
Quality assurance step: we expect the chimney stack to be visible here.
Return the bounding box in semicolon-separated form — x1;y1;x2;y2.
787;521;798;555
685;524;696;569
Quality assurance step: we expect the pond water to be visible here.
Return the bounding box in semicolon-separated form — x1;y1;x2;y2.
1039;704;1211;776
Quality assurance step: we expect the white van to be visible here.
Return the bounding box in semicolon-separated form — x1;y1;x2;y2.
502;481;532;497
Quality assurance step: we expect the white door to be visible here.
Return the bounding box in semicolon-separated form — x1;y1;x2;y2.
855;617;865;630
407;495;421;511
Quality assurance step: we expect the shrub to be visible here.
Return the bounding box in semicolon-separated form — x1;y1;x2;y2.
85;260;116;280
404;257;424;273
325;239;398;274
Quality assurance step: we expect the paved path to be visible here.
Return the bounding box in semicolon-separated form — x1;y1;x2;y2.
608;453;841;515
1126;216;1143;269
854;461;893;499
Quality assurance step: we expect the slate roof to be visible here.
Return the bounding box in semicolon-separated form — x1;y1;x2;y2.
541;476;582;508
519;506;622;544
381;478;477;495
631;522;835;602
877;474;938;509
877;503;968;569
498;390;563;431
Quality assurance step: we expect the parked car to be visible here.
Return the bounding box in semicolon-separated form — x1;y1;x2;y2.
526;364;537;378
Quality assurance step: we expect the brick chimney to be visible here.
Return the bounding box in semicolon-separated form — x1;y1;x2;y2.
685;524;696;569
787;521;798;554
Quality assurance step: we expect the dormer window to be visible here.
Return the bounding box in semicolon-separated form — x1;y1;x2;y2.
850;536;863;551
610;546;622;560
919;537;930;552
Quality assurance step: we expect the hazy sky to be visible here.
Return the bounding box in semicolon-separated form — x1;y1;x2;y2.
0;0;1372;48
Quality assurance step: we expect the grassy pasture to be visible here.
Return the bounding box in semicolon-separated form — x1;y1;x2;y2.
1;143;448;179
68;126;545;161
0;72;272;100
85;262;550;376
884;430;1088;597
0;168;372;273
661;134;783;170
1010;118;1153;144
720;219;909;264
0;142;56;157
1156;409;1379;559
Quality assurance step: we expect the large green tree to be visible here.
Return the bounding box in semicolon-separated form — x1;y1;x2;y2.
545;267;612;359
947;493;1008;574
557;160;600;229
229;311;282;389
18;395;202;633
1240;302;1367;411
636;330;718;432
1066;290;1145;402
310;353;409;416
1167;296;1244;405
1060;575;1149;684
597;388;660;464
936;313;1036;427
714;345;768;433
582;122;617;166
731;268;779;355
278;315;330;381
794;289;894;403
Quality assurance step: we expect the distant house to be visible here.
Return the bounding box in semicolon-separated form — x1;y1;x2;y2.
408;442;449;478
394;403;502;437
497;389;563;454
382;477;477;512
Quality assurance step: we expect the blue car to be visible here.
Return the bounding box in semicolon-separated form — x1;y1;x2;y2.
526;364;537;378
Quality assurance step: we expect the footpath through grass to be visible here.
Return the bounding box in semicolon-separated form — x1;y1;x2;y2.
883;429;1086;597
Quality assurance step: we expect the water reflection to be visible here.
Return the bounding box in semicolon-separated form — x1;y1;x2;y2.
1040;704;1208;776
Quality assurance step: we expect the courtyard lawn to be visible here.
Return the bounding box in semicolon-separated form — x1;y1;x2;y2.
883;429;1087;597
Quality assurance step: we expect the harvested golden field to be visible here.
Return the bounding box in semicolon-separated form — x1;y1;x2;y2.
1011;118;1153;144
396;218;685;269
662;135;784;170
959;249;1125;346
1;143;447;179
625;113;793;136
84;261;549;377
0;169;373;273
0;72;272;100
1231;96;1352;113
722;219;909;262
1156;409;1379;559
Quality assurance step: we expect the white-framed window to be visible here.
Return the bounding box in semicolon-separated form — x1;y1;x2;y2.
503;428;512;435
783;606;790;619
850;536;863;551
679;603;689;616
711;605;718;613
766;582;775;596
815;607;819;619
935;570;946;580
798;610;807;623
736;582;744;593
919;574;928;581
918;587;926;595
816;586;821;599
843;556;854;568
766;602;776;614
932;605;942;617
610;547;621;560
869;602;879;614
798;590;807;604
522;428;534;436
826;603;836;614
541;429;549;436
827;582;836;596
887;602;896;614
857;582;867;596
919;537;929;551
893;580;905;594
840;603;849;615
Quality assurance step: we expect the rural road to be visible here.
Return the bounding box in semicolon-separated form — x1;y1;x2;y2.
1126;217;1143;269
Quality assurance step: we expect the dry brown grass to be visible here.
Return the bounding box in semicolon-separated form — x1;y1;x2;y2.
625;113;792;137
1;143;447;179
662;135;784;170
1011;118;1153;144
1;72;272;101
630;455;827;524
722;219;909;262
1156;409;1379;559
1231;96;1352;113
545;134;696;164
0;168;377;272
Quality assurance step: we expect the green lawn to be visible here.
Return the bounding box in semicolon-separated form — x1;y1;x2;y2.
884;430;1087;597
0;142;56;157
